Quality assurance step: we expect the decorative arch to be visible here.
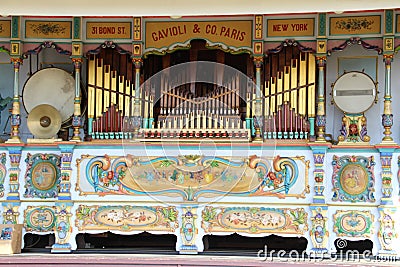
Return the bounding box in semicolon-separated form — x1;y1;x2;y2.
327;37;382;55
0;46;10;54
22;41;71;57
86;41;131;56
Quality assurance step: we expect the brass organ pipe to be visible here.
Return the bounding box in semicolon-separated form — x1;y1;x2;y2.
103;65;111;113
277;71;283;107
284;66;290;103
252;93;256;118
124;80;130;117
270;77;276;115
160;75;164;114
88;56;95;119
290;59;298;113
308;53;316;117
236;75;239;112
96;58;104;118
144;91;149;119
118;75;124;114
299;53;307;116
264;81;270;117
111;71;117;105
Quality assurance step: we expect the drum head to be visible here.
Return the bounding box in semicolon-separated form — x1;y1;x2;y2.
23;68;75;122
332;71;376;114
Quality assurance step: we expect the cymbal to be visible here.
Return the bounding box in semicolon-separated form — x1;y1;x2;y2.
27;104;61;139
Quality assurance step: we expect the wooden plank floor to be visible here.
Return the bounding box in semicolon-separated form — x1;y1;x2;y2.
0;253;398;267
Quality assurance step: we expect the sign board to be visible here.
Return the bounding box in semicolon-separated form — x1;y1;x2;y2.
145;20;252;50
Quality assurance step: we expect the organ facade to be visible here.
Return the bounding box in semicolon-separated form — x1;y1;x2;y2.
0;10;398;257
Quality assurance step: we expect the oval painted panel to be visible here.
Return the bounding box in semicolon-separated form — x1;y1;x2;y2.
340;164;368;196
31;162;57;191
341;213;367;233
315;225;324;243
95;207;158;227
184;223;193;242
95;208;125;226
29;209;55;230
57;221;67;239
221;210;286;230
124;208;158;227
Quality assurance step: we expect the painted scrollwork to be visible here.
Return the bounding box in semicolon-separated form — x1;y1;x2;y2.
78;154;308;200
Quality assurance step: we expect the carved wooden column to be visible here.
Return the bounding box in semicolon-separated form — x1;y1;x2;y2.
132;59;143;137
52;144;74;253
179;207;198;254
6;58;23;143
376;13;397;257
0;153;6;197
253;57;263;142
381;54;395;143
309;144;330;253
315;56;327;142
71;58;83;141
6;147;22;200
376;146;397;257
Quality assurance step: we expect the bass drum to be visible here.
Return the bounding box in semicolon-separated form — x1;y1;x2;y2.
22;68;75;124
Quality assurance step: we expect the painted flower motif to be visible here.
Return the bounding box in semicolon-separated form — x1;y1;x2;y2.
347;218;360;227
267;171;276;180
